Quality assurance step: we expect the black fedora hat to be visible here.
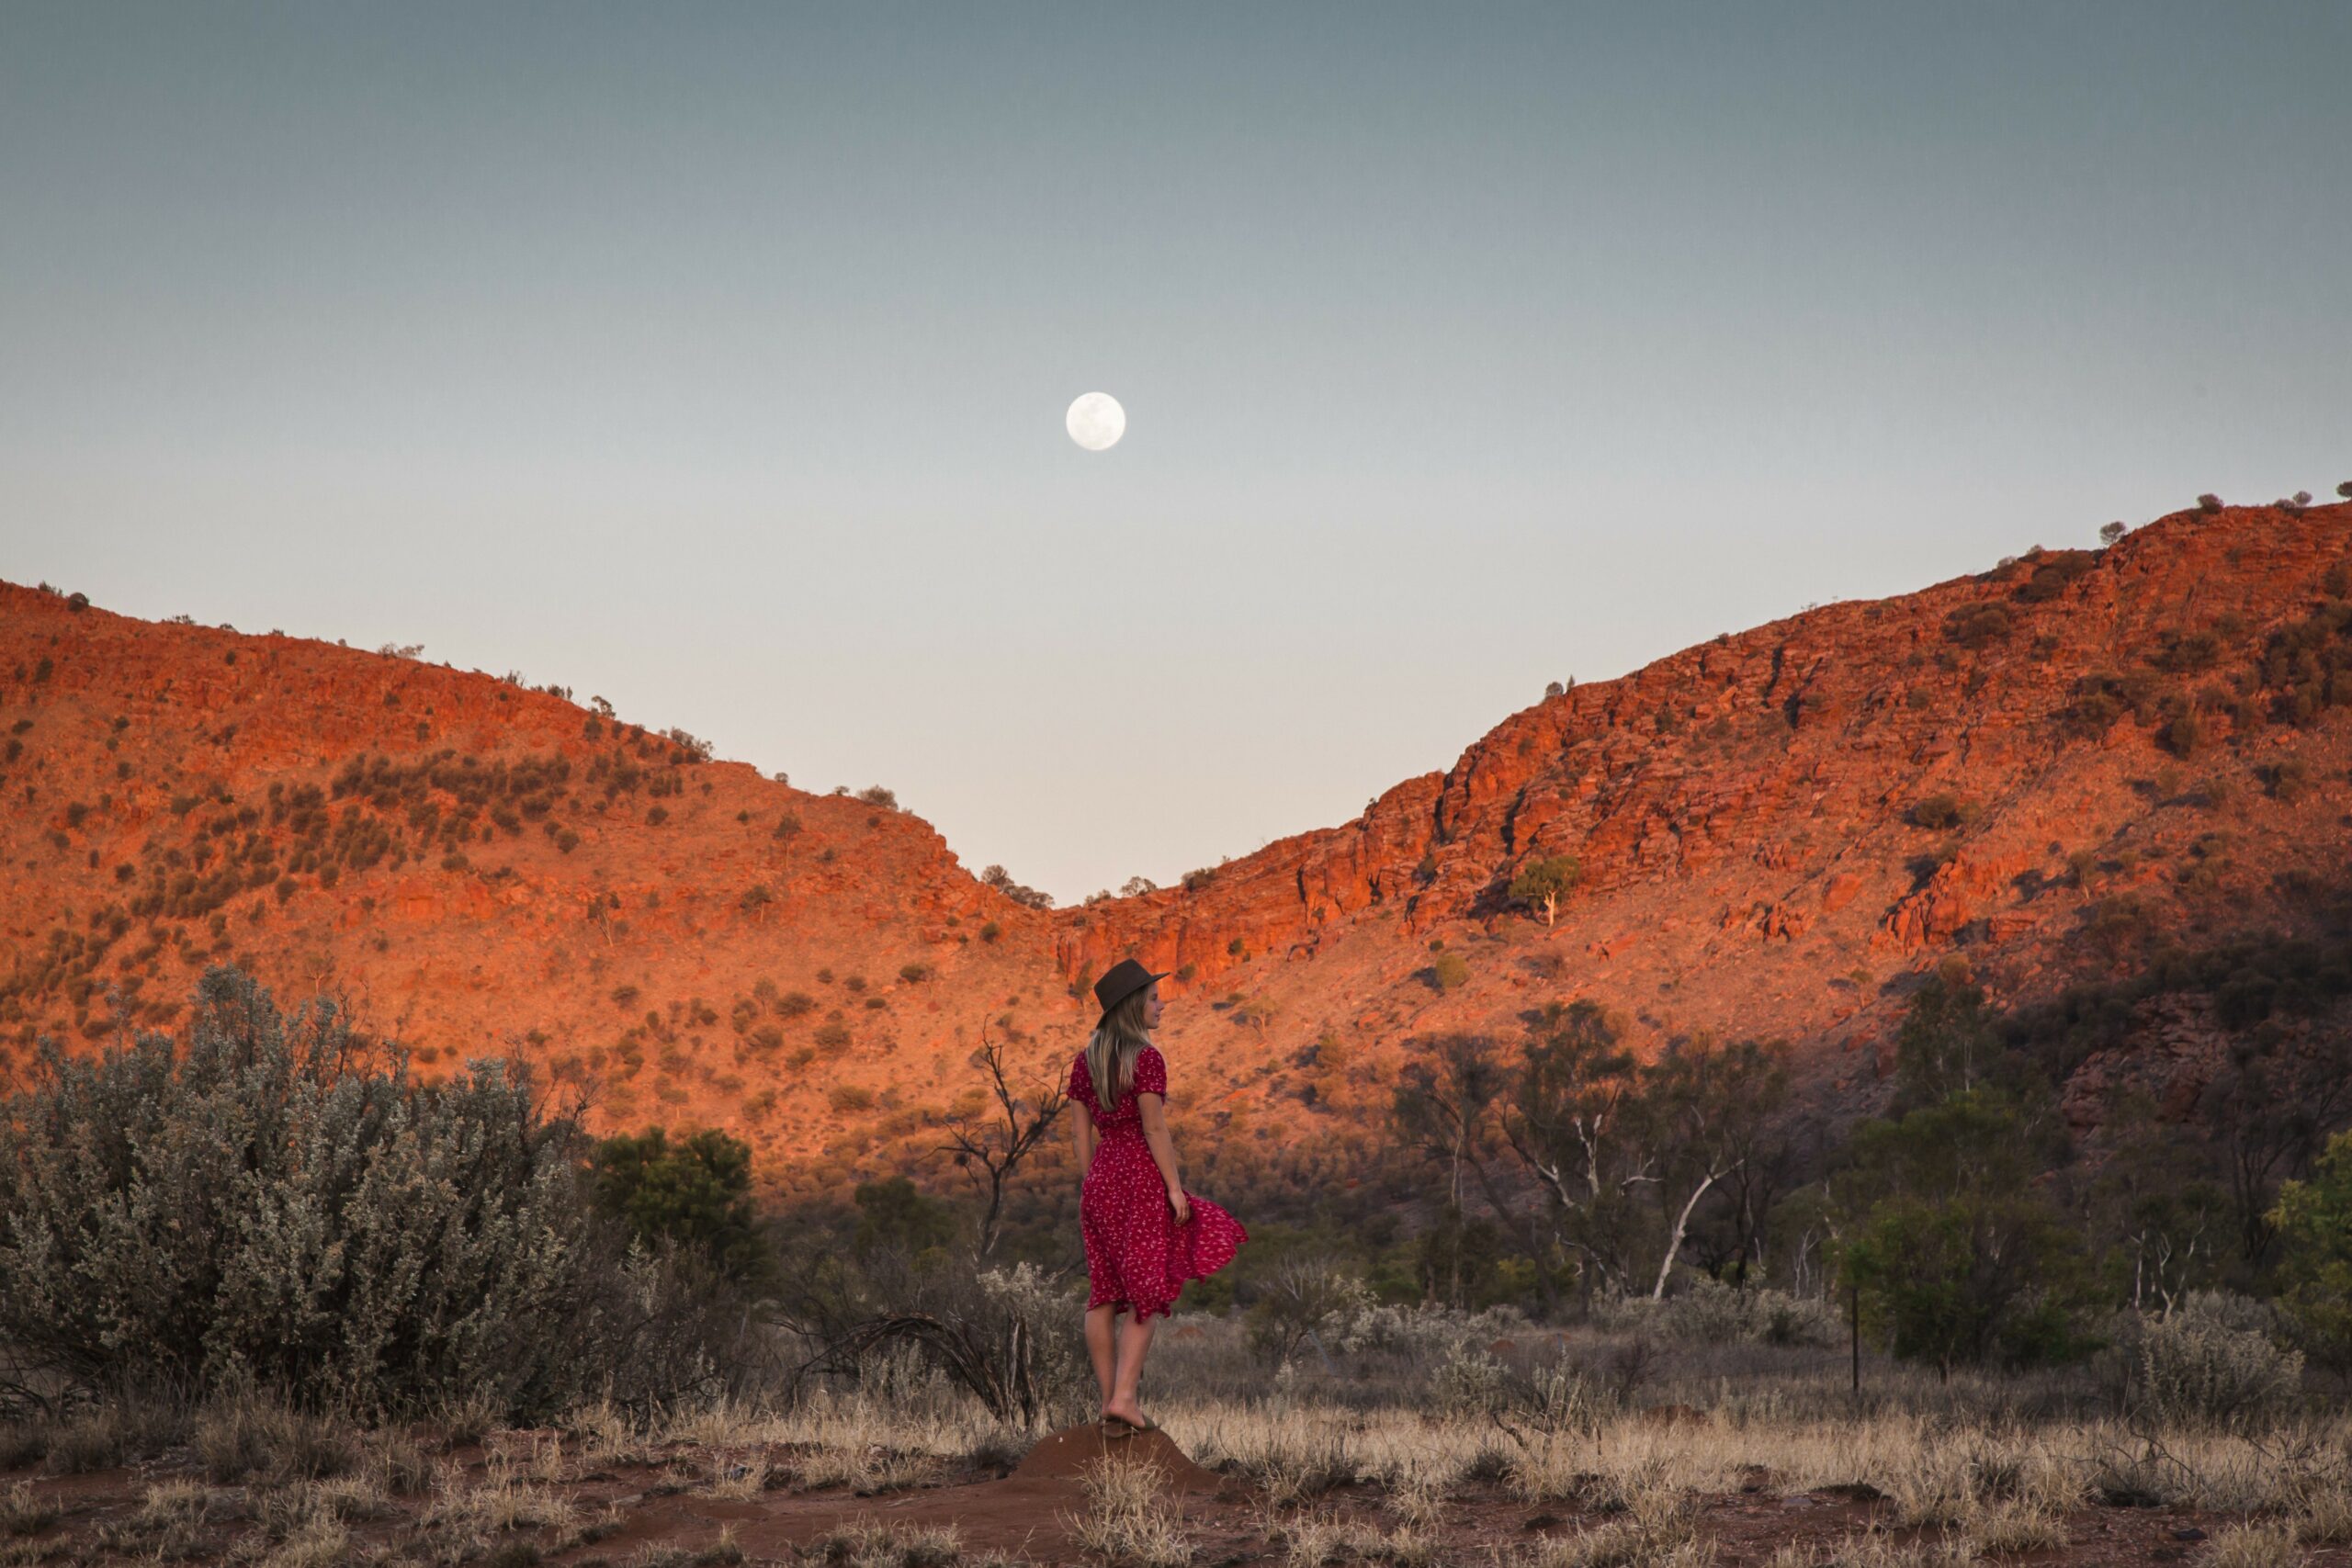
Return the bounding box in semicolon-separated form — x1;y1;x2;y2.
1091;957;1170;1025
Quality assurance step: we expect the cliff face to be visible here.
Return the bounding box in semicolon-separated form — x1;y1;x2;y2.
5;502;2348;1194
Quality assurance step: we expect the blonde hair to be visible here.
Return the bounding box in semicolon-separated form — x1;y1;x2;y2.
1082;985;1155;1111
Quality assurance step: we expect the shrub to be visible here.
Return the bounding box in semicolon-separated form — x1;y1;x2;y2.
854;785;898;809
1907;794;1973;830
1247;1256;1374;1364
978;920;1001;942
2158;708;2206;758
1428;952;1470;992
2129;1294;2301;1431
2014;550;2097;603
0;966;684;1420
2263;757;2312;803
2100;521;2127;546
2150;629;2222;673
1658;1278;1838;1348
2272;1130;2352;1371
1944;603;2013;649
590;1126;770;1283
2087;894;2154;953
2198;493;2223;513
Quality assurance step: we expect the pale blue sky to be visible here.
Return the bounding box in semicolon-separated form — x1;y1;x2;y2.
4;3;2346;901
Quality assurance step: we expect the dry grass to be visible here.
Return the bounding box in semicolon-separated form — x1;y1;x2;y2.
1066;1454;1190;1568
418;1446;585;1559
1261;1506;1439;1568
1516;1483;1705;1568
2199;1519;2308;1566
0;1483;56;1538
4;1311;2352;1564
192;1393;358;1484
1759;1540;1979;1567
695;1446;773;1498
39;1398;187;1474
799;1517;966;1567
2296;1472;2352;1544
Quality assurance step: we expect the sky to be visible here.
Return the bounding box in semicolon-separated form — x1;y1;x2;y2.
3;3;2347;904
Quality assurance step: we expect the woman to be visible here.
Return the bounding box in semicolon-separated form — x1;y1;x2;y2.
1068;957;1247;1434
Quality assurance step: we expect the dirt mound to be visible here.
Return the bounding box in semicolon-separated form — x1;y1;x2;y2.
1012;1423;1223;1495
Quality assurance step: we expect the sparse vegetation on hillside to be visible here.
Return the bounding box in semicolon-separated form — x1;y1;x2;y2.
978;863;1052;909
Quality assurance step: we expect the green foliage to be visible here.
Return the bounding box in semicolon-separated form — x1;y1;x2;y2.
590;1126;770;1284
1890;974;2025;1112
1836;1090;2092;1376
852;1176;959;1261
1507;854;1582;919
1428;951;1470;991
2270;1130;2352;1370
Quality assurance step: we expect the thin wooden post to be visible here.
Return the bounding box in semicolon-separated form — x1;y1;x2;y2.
1849;1280;1860;1395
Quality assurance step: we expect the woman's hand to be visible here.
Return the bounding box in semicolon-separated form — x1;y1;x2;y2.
1168;1187;1191;1225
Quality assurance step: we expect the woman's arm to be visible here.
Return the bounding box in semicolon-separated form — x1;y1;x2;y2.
1136;1093;1191;1224
1070;1097;1096;1187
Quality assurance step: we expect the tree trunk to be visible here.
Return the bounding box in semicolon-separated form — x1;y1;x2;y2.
1650;1169;1720;1300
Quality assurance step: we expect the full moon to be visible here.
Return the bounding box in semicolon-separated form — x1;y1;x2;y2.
1066;391;1125;451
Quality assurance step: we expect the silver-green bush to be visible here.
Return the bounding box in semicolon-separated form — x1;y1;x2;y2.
1657;1278;1839;1348
0;965;707;1422
2131;1292;2304;1431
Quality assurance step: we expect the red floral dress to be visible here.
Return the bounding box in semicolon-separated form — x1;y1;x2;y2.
1069;1044;1247;1319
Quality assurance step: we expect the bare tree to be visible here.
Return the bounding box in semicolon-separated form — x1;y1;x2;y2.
935;1027;1068;1257
1497;1000;1649;1298
1634;1035;1789;1298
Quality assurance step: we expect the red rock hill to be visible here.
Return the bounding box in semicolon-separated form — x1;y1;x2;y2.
4;502;2347;1196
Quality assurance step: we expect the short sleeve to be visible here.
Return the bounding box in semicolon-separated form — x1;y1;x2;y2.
1067;1054;1091;1107
1133;1046;1167;1099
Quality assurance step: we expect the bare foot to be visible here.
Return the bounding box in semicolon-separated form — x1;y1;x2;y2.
1101;1399;1153;1431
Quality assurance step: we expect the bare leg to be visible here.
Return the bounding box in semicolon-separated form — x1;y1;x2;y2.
1103;1311;1158;1427
1084;1304;1118;1414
